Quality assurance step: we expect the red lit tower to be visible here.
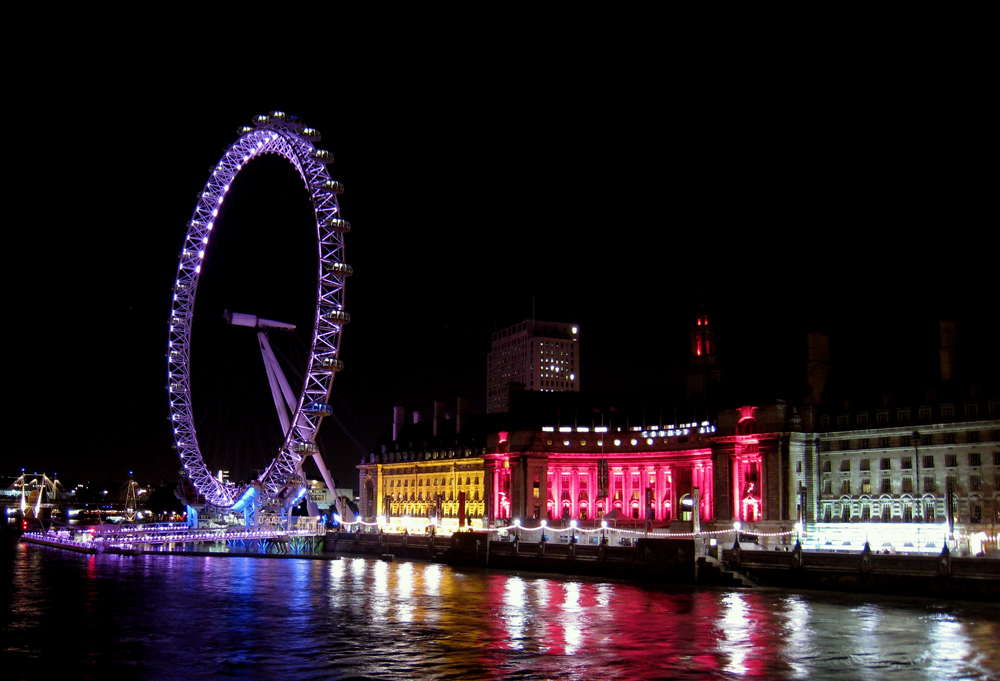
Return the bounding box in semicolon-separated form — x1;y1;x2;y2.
686;313;721;406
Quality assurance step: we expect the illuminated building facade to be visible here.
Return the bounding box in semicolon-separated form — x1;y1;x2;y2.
809;386;1000;552
487;320;580;413
357;400;493;533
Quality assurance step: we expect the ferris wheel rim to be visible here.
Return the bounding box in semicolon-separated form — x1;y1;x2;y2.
166;113;349;509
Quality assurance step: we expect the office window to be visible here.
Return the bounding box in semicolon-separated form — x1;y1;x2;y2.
923;476;935;493
840;460;851;472
860;438;871;450
923;455;935;469
862;478;872;494
969;475;982;492
968;431;980;443
946;474;958;491
901;457;913;469
969;452;981;466
880;437;891;448
902;477;914;493
823;480;832;494
841;480;852;495
923;434;934;446
860;458;871;471
823;460;832;473
881;458;892;470
995;451;1000;466
919;406;933;421
945;454;958;467
881;478;892;493
900;436;911;447
877;411;889;424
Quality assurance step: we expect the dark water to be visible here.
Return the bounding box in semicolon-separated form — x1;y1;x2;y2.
3;544;998;680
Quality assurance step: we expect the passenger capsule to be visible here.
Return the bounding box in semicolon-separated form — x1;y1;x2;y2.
314;357;344;373
268;111;287;121
312;149;334;163
304;402;334;416
290;441;319;454
325;262;353;276
318;180;344;195
252;114;270;125
299;127;321;141
322;310;351;324
236;125;255;135
322;217;351;233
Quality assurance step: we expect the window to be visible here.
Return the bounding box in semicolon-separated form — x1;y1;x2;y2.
860;438;871;450
823;505;832;522
919;406;933;422
900;436;911;447
860;504;870;521
820;415;830;428
877;411;889;424
881;458;892;470
882;505;892;522
860;458;871;471
923;476;935;493
795;461;802;473
837;415;849;427
969;452;981;466
923;455;935;469
945;454;958;467
965;403;978;418
902;477;914;493
822;460;832;473
925;501;935;523
942;405;955;419
995;451;1000;466
968;431;980;443
897;409;911;422
823;480;832;494
969;475;982;492
970;500;983;524
841;480;852;495
903;504;913;522
923;434;934;446
840;460;851;472
880;437;891;448
944;432;956;444
946;474;958;491
862;478;872;494
901;457;913;469
822;441;831;452
857;413;869;426
881;478;892;494
841;440;852;451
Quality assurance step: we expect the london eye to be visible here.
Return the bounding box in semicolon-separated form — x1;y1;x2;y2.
167;112;350;513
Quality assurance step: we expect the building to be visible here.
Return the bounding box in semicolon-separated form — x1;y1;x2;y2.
360;316;998;555
487;320;580;413
357;399;495;534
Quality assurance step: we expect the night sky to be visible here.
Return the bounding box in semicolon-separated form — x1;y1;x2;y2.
8;29;993;491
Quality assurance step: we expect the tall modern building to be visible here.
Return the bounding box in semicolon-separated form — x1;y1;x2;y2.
487;320;580;413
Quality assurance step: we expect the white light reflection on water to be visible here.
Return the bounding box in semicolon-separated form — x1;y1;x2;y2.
719;591;752;675
560;581;583;655
394;560;415;623
503;576;527;651
780;595;813;679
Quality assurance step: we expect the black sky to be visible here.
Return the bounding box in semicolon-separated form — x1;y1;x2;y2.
7;25;993;490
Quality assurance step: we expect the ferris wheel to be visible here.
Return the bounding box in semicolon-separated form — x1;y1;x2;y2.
167;111;350;509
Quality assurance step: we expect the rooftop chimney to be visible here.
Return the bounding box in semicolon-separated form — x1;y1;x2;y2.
804;332;830;407
392;406;406;441
940;320;956;381
433;400;445;437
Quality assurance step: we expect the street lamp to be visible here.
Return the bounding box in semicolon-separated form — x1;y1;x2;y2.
569;519;578;544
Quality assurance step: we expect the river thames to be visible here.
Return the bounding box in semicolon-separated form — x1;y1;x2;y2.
3;543;999;680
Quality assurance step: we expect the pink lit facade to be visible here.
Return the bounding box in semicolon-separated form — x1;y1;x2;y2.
484;428;719;525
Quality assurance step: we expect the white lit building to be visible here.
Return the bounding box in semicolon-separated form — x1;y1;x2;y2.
487;320;580;413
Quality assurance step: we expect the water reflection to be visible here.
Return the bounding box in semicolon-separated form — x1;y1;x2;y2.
4;545;999;680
